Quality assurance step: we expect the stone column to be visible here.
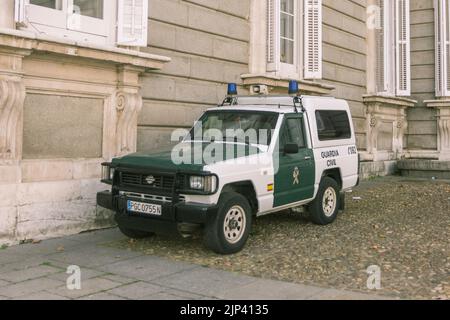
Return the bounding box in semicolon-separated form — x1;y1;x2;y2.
0;48;29;161
425;100;450;161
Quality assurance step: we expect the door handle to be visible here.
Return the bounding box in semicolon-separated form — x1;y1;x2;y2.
304;156;312;160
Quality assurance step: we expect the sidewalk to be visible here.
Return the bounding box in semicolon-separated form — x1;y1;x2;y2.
0;228;388;300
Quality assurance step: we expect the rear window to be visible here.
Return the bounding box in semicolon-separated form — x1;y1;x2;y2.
315;110;351;141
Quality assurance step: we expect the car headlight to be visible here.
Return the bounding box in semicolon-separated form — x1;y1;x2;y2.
189;175;217;193
101;163;115;185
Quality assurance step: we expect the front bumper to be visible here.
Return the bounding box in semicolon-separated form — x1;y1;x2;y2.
97;191;218;234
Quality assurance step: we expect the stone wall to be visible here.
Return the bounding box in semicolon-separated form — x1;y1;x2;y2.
408;0;438;154
322;0;368;152
138;0;251;152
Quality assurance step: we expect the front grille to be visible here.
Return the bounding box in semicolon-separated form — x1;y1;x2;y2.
121;172;175;190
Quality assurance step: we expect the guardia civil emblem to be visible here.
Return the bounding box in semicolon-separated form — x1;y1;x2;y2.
293;167;300;185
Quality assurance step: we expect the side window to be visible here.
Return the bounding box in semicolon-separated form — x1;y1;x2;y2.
280;117;306;149
315;111;351;141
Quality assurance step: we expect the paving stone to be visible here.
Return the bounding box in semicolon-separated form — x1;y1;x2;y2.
13;291;69;300
47;277;122;299
0;265;62;283
65;228;126;244
79;292;127;300
107;281;163;299
141;288;205;300
151;267;257;297
0;256;52;274
46;245;142;268
216;279;325;300
97;255;197;281
2;238;82;257
46;268;105;282
307;289;390;300
0;277;63;298
0;279;10;287
100;274;137;285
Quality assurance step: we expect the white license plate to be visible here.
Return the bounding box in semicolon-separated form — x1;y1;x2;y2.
127;200;162;216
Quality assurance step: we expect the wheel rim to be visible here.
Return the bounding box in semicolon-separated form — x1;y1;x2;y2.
322;187;337;217
223;205;246;244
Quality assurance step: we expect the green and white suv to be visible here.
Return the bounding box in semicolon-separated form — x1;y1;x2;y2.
97;82;360;254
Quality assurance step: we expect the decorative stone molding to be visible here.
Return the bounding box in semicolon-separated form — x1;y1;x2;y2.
241;74;335;96
425;99;450;161
363;95;417;162
0;78;25;160
115;90;142;156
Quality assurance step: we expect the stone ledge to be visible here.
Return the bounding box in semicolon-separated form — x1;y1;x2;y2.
424;99;450;108
363;95;417;108
241;73;335;96
398;159;450;179
0;28;171;71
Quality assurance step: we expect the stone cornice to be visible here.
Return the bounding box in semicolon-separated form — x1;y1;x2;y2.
0;28;171;71
424;99;450;108
363;95;417;108
241;73;335;96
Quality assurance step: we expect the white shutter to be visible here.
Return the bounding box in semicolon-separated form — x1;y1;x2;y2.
304;0;322;79
267;0;280;72
395;0;411;96
14;0;26;25
376;0;388;93
117;0;149;47
435;0;450;97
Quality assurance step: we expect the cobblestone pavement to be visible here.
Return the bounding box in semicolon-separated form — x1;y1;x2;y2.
0;229;386;300
107;177;450;300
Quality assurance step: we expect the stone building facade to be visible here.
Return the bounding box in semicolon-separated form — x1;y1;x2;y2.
0;0;448;244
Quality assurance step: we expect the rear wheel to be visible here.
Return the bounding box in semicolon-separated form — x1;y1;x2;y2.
118;225;154;239
308;177;340;225
204;192;252;255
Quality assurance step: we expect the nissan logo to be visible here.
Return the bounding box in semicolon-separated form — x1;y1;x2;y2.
145;175;156;185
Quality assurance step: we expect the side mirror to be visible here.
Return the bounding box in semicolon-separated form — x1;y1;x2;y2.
284;143;299;155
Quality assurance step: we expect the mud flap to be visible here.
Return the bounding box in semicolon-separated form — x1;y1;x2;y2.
339;192;346;212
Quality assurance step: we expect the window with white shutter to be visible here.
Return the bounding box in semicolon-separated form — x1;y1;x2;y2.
117;0;149;47
435;0;450;97
376;0;411;96
266;0;322;79
304;0;322;79
13;0;148;47
395;0;411;96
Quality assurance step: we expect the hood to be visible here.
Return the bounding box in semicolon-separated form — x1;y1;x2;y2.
112;142;262;173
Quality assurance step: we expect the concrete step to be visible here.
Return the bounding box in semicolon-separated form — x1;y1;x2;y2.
398;160;450;179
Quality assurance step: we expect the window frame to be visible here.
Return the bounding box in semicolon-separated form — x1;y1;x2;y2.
279;115;308;150
267;0;306;79
315;110;352;142
19;0;116;45
376;0;411;97
435;0;450;97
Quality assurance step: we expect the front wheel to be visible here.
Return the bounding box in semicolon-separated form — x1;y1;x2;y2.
204;192;252;255
308;177;340;225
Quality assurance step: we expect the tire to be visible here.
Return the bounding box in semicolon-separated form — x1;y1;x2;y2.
118;225;154;239
204;192;252;255
308;177;341;225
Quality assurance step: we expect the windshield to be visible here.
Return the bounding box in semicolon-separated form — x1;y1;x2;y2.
187;111;279;147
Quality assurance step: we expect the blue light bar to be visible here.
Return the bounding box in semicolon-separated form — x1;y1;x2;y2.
288;80;299;95
227;83;238;95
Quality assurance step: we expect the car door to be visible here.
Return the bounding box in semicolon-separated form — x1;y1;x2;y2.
273;114;315;208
